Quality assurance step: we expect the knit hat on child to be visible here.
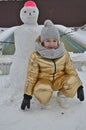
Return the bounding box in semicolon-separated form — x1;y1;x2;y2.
40;20;60;42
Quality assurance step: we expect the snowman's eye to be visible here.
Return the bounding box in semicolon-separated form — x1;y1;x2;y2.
24;10;27;13
33;11;35;13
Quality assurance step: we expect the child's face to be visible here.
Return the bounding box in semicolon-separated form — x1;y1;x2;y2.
43;38;59;49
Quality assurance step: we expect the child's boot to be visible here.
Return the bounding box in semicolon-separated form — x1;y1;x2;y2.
57;92;70;108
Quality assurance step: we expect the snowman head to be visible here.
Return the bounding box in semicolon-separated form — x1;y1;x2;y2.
20;1;39;25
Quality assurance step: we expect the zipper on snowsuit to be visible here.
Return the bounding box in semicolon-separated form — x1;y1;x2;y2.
52;59;56;80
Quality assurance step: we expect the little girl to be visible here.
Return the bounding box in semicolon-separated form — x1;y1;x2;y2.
21;20;84;109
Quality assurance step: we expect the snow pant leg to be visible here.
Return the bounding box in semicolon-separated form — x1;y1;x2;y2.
33;79;53;104
53;75;82;97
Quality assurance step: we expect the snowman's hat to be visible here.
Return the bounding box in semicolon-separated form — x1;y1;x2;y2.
24;1;37;7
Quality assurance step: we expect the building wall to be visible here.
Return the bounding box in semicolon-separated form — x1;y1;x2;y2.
0;0;86;27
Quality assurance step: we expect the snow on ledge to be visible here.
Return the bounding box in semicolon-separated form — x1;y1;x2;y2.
69;51;86;62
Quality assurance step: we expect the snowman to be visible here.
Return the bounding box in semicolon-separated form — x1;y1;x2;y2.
9;1;41;91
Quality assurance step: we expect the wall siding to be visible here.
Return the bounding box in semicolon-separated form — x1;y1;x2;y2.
0;0;86;27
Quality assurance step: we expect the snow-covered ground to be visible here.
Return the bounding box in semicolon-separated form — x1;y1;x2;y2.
0;53;86;130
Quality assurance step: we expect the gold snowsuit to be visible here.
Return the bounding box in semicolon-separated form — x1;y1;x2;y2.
24;51;82;104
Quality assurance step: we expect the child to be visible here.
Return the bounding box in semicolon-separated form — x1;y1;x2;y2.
21;20;84;110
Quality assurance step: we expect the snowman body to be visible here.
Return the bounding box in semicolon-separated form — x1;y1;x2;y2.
9;1;41;90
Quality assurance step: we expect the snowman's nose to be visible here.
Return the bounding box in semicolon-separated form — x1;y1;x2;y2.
29;12;31;15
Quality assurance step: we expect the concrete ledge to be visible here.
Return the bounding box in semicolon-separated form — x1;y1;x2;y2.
73;61;86;71
0;55;13;75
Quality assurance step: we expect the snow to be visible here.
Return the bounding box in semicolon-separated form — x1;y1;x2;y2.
57;25;86;49
0;26;18;42
0;26;86;130
0;2;86;129
9;25;41;90
0;29;86;130
0;53;86;130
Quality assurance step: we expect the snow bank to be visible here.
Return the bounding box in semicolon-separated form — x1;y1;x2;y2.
57;25;86;49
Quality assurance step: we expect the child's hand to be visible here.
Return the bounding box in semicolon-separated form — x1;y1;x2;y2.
21;94;32;110
77;86;84;101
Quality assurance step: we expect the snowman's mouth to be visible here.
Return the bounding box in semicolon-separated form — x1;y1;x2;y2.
26;16;35;18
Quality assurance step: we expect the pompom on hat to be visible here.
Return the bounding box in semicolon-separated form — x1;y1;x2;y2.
40;20;60;42
24;1;37;7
